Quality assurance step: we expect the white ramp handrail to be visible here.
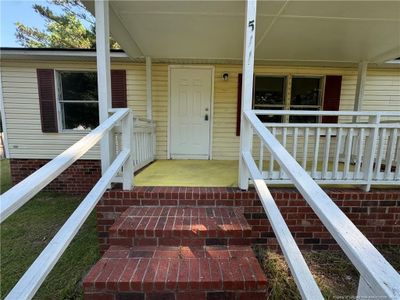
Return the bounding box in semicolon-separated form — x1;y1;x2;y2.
2;108;134;300
243;109;400;299
242;151;323;300
5;150;129;300
0;108;130;223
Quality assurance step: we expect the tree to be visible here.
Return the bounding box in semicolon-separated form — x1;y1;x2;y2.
15;0;119;49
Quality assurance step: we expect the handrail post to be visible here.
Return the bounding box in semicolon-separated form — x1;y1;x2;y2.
95;0;113;175
238;0;257;190
152;122;157;160
122;110;133;189
362;113;380;191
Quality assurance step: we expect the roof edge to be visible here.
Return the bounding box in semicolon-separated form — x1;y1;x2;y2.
0;47;132;62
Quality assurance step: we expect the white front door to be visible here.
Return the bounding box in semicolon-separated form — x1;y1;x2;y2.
170;67;212;159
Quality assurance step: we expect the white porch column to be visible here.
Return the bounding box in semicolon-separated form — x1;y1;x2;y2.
146;56;153;120
95;0;113;174
238;0;257;190
353;61;368;122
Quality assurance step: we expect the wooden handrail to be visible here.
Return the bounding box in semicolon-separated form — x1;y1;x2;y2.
0;108;129;223
261;123;399;128
254;110;400;117
242;151;323;300
5;150;130;300
244;109;400;298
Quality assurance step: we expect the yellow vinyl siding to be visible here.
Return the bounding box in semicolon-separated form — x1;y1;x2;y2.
1;60;398;161
363;70;400;115
152;64;169;159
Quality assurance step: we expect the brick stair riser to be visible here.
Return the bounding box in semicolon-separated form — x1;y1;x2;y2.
85;291;267;300
109;237;252;247
85;291;266;300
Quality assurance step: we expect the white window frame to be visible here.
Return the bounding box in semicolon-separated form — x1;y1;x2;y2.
55;70;99;132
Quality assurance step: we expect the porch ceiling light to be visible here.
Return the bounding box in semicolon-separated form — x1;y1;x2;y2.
222;73;229;81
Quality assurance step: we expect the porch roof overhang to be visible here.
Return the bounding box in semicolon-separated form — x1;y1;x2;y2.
82;0;400;67
0;47;132;62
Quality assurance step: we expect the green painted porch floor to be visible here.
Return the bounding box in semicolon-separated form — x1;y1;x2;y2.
135;160;238;187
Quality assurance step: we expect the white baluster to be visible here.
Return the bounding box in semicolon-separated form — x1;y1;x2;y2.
280;127;288;178
312;127;320;178
384;128;397;179
344;128;354;179
302;128;309;169
333;128;343;179
355;128;365;179
292;127;298;160
259;137;264;173
322;128;332;179
269;127;276;177
374;128;386;179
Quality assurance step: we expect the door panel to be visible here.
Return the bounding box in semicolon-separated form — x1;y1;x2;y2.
170;68;212;159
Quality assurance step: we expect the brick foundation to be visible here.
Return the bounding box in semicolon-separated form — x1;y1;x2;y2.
97;187;400;253
10;158;101;194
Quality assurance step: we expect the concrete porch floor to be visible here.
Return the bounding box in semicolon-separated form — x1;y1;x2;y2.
135;160;238;187
133;160;393;189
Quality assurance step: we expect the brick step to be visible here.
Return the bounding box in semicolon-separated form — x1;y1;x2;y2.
83;245;267;300
109;207;252;247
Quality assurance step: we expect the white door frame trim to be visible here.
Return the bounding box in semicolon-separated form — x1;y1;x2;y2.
168;65;215;160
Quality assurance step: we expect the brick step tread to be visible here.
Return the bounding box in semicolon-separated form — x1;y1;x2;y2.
83;245;267;293
109;207;251;240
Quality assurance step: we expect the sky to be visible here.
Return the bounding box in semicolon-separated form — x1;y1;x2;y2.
0;0;90;48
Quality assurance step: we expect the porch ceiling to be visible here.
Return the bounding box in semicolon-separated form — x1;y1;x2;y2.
83;1;400;65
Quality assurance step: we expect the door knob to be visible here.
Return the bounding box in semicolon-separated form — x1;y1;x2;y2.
205;114;209;121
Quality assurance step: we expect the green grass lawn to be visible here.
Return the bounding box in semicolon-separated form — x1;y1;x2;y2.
0;159;12;193
0;159;100;299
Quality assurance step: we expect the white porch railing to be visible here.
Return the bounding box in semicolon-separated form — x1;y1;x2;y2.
255;110;400;190
241;109;400;299
114;117;156;173
132;117;156;171
0;108;134;299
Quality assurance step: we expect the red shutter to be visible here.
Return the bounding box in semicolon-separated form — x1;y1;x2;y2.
322;75;342;123
37;69;58;133
236;73;243;136
111;70;127;108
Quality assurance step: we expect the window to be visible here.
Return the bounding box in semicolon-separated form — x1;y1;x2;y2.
57;71;99;130
290;77;322;123
254;76;286;123
253;75;323;123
